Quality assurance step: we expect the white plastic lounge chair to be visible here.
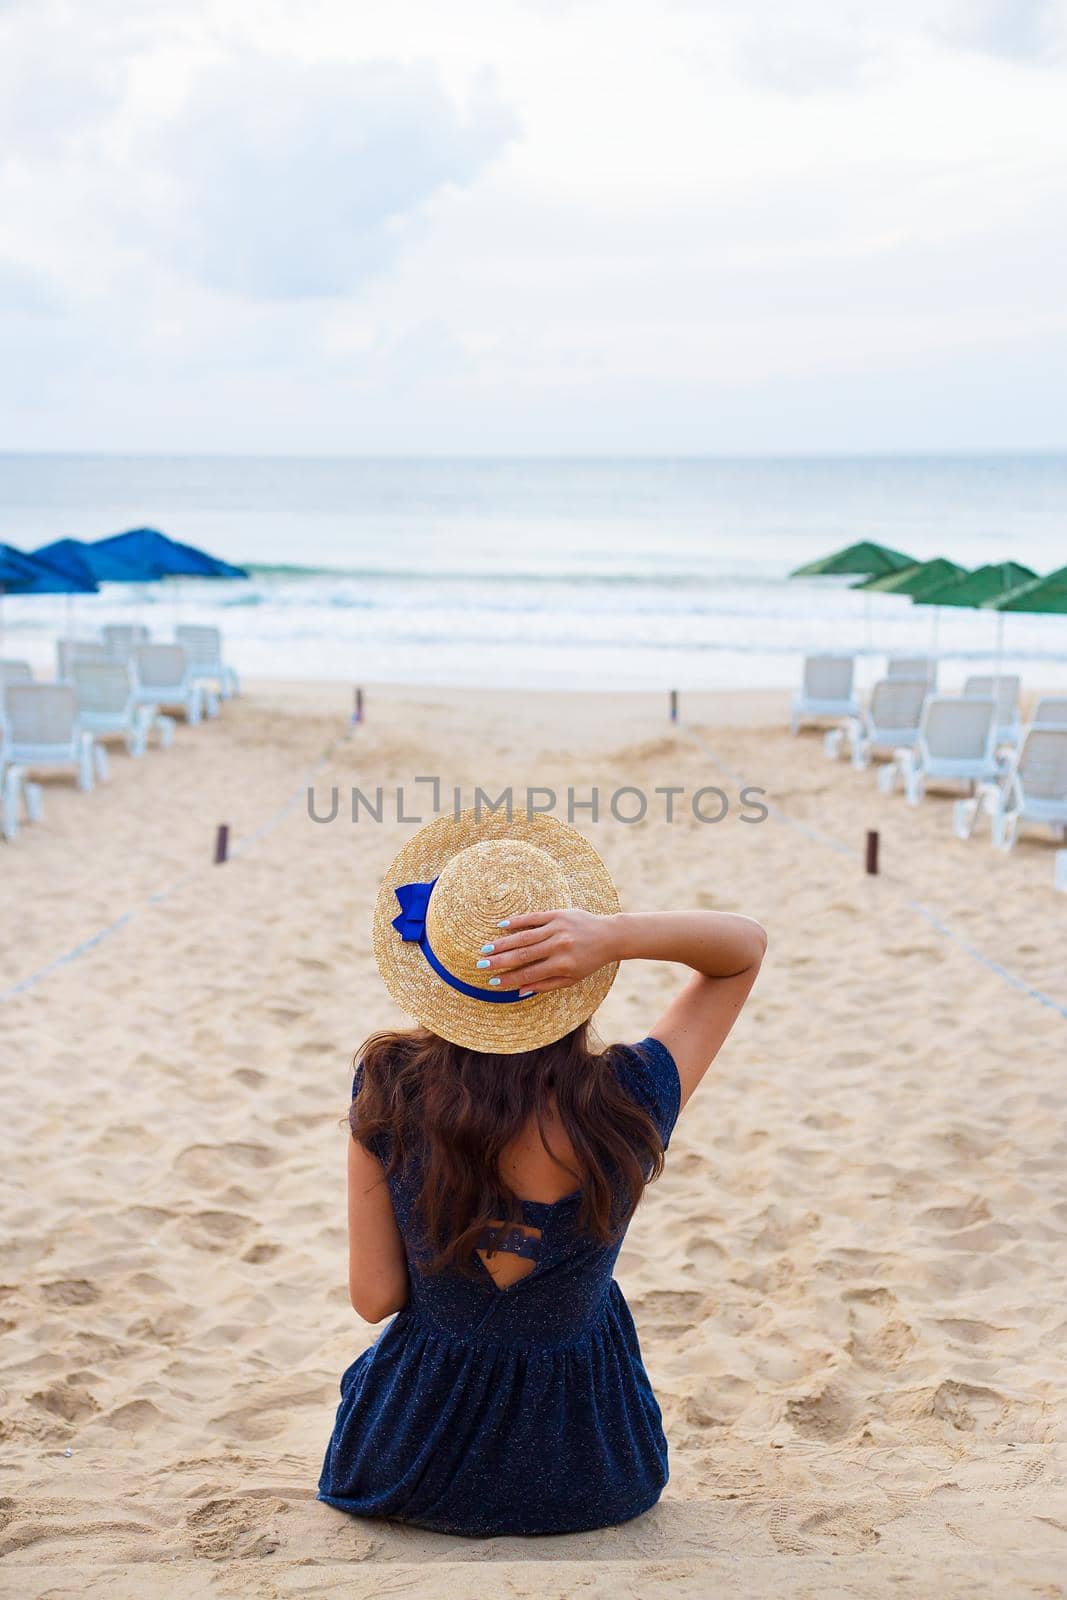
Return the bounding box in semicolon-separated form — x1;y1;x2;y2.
71;660;175;756
132;644;216;724
838;677;930;769
0;716;44;840
174;625;239;699
3;684;106;791
103;623;151;658
1;659;33;688
887;656;937;685
56;638;110;682
963;674;1021;748
1032;697;1067;727
975;725;1067;850
883;695;999;803
790;655;859;735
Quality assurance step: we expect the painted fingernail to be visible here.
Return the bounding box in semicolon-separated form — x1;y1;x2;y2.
488;976;501;987
476;958;491;969
518;988;535;998
497;919;510;928
480;943;495;954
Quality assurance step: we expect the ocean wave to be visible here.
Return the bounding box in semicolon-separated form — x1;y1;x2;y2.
243;562;787;588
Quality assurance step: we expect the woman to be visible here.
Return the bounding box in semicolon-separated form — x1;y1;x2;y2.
318;809;766;1537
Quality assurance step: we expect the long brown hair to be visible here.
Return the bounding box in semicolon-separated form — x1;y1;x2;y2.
350;1023;665;1277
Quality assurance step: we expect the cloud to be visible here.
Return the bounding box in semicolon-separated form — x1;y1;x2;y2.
711;0;1067;96
731;10;891;96
0;11;121;157
149;55;518;299
936;0;1066;63
0;259;64;316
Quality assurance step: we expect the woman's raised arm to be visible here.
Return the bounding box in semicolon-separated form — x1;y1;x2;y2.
483;908;767;1109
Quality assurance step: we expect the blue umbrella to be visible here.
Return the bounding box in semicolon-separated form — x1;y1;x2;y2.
34;536;149;586
0;543;97;594
0;543;97;653
0;548;30;586
91;527;248;580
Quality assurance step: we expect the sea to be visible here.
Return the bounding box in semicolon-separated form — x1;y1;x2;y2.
1;453;1065;691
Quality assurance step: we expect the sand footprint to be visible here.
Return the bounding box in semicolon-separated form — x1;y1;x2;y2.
185;1495;284;1560
173;1142;281;1192
39;1278;100;1307
27;1380;100;1425
631;1289;708;1339
786;1379;857;1441
177;1210;256;1252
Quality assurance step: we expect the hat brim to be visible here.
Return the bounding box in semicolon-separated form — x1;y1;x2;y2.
372;809;620;1054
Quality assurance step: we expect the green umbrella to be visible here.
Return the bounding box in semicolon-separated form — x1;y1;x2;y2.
850;556;967;596
791;540;916;578
915;561;1039;687
851;556;970;655
912;561;1036;609
791;541;917;656
986;565;1067;614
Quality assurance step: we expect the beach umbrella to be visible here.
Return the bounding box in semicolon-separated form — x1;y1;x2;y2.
987;565;1067;614
913;561;1039;684
34;536;150;585
87;527;247;635
911;561;1037;610
850;556;967;596
0;543;98;648
33;537;150;637
91;527;248;580
790;540;916;578
851;557;970;654
0;543;97;595
791;540;918;657
983;566;1067;684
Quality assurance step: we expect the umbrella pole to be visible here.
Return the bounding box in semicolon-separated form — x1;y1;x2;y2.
864;593;872;660
930;606;940;657
994;609;1004;692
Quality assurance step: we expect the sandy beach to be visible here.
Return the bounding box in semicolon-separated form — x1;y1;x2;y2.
2;680;1066;1598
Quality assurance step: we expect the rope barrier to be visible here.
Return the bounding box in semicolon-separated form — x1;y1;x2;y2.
6;699;1062;1025
0;725;351;1005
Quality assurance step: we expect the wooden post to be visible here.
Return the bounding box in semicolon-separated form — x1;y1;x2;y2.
353;687;363;725
214;823;230;865
669;690;678;723
865;829;879;875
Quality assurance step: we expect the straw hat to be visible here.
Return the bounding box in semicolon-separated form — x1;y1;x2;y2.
372;808;620;1053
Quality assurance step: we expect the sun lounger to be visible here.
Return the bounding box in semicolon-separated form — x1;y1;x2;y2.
1032;697;1067;727
56;639;110;682
0;716;43;840
132;644;217;724
174;625;239;699
103;623;151;658
790;655;859;735
834;677;930;769
3;683;106;791
0;660;33;689
883;694;1000;803
976;725;1067;850
887;656;937;685
71;660;175;756
963;674;1021;748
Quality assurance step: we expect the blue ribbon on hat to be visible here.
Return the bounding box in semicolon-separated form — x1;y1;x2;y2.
392;878;530;1004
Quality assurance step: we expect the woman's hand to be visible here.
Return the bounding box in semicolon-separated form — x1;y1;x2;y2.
478;909;620;995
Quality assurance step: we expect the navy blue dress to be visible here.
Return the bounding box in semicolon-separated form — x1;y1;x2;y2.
318;1035;681;1537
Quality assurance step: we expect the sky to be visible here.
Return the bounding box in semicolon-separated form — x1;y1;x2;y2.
1;0;1066;455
